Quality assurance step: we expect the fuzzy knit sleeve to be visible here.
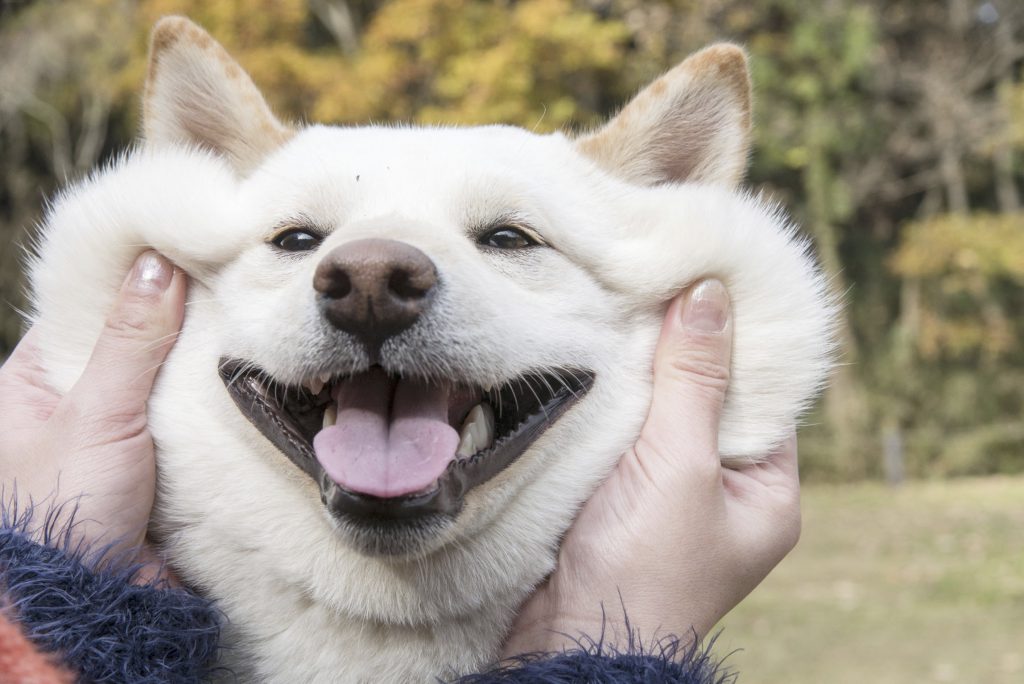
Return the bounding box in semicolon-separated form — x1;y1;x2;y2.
2;506;734;684
454;635;735;684
0;504;221;683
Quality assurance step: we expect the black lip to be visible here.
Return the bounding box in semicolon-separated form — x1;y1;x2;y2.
218;359;594;526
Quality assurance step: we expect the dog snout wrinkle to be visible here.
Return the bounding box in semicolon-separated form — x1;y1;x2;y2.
314;238;437;350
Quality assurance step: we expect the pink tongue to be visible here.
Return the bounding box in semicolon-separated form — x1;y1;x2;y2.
312;369;459;499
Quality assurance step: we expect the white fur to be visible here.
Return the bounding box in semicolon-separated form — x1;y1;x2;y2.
26;54;835;684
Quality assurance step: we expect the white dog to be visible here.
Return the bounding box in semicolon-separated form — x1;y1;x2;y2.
26;17;835;683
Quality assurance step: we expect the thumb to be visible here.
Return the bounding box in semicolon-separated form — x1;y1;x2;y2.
637;278;733;473
63;251;186;435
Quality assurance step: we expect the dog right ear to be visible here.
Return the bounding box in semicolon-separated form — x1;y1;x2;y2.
143;17;294;174
576;44;752;188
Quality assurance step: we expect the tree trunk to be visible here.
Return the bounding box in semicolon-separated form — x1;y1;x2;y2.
804;105;868;473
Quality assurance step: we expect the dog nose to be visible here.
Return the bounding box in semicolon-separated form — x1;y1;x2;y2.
313;238;437;350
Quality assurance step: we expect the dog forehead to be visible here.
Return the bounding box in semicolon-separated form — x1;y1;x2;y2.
293;123;563;165
252;124;587;217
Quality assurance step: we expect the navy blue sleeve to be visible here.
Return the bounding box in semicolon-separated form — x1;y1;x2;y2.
454;632;735;684
2;503;734;684
0;502;221;684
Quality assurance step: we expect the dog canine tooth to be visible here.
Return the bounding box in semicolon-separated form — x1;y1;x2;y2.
468;403;494;451
322;403;337;429
459;403;495;456
320;372;332;386
307;378;325;395
456;429;476;458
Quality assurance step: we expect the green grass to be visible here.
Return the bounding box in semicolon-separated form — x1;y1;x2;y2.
713;476;1024;683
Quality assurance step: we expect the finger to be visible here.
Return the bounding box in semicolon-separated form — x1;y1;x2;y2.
0;326;63;426
767;433;802;543
723;431;799;500
767;431;799;482
63;251;186;433
0;326;47;384
725;432;802;558
636;278;733;475
763;432;801;518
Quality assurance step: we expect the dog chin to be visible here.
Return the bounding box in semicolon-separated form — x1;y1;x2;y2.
324;508;458;557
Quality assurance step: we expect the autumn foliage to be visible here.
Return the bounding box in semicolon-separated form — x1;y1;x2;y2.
1;0;1021;479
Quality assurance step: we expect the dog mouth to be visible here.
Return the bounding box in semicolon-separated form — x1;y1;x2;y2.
218;359;594;527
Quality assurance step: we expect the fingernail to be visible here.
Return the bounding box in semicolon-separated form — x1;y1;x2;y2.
128;251;173;294
680;279;729;332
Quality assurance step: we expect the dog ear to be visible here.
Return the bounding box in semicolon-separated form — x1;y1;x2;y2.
576;44;752;187
143;16;294;173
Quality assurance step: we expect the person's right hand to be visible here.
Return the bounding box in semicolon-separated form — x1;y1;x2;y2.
0;251;186;578
504;279;802;655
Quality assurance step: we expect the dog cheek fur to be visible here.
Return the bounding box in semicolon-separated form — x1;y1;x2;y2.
27;148;241;394
572;182;839;460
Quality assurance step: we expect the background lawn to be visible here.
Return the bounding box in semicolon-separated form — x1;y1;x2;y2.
715;476;1024;683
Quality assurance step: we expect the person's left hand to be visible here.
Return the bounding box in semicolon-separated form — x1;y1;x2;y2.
0;251;186;577
503;280;802;655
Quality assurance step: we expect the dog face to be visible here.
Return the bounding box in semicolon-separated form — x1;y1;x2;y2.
188;126;642;557
27;17;834;676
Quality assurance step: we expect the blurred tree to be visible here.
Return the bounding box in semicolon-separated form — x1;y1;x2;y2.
736;0;879;477
0;0;138;345
1;0;1021;479
871;0;1024;478
888;211;1024;475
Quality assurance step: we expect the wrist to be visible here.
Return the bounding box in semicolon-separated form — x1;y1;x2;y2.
503;591;703;659
129;543;182;587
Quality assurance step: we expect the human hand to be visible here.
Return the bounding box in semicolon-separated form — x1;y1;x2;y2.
503;278;801;655
0;251;186;578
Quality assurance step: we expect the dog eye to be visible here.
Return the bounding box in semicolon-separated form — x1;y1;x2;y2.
271;229;323;252
479;227;540;250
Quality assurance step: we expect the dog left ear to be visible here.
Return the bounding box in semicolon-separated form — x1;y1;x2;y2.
576;44;752;188
143;16;294;174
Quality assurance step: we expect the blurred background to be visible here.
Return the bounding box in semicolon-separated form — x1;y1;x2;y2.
0;0;1021;680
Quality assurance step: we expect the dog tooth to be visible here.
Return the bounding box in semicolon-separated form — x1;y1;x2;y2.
456;429;476;458
459;403;495;456
467;403;495;451
307;378;325;395
320;372;332;386
322;403;337;429
481;403;495;448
